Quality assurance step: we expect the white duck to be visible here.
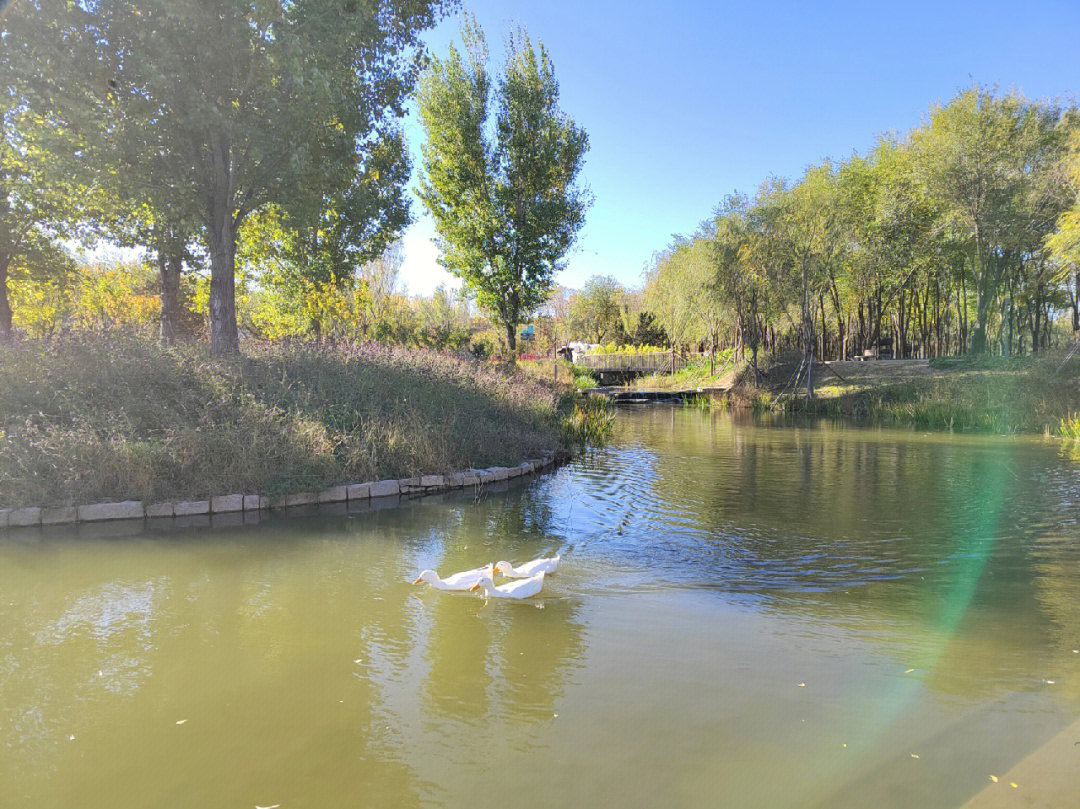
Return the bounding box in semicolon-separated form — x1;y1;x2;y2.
470;571;546;599
493;554;561;578
413;563;494;591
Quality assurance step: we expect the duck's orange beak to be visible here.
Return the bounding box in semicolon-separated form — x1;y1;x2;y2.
469;582;481;591
412;576;423;585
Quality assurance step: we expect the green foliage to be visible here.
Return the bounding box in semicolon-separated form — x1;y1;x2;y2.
469;331;499;360
0;98;89;339
684;393;727;412
560;393;614;446
4;0;453;353
1059;413;1080;440
750;392;777;413
927;354;1032;371
770;358;1080;435
645;235;727;348
568;362;599;389
417;18;590;350
570;275;625;343
642;86;1080;388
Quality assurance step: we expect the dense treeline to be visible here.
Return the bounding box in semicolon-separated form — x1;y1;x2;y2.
0;0;456;352
1;3;594;359
642;88;1080;393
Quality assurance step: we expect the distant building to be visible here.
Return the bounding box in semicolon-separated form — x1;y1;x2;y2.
557;341;601;363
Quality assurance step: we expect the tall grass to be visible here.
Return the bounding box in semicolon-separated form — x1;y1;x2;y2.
1059;412;1080;440
0;334;571;508
568;362;599;389
560;394;615;446
684;393;728;411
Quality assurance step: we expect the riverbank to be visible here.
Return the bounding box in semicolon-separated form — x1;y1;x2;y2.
629;350;1080;436
739;354;1080;435
0;335;577;510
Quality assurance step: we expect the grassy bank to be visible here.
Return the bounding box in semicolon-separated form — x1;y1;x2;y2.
0;335;578;509
629;350;737;391
729;351;1080;436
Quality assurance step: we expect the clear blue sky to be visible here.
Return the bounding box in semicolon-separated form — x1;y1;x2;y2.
398;0;1080;295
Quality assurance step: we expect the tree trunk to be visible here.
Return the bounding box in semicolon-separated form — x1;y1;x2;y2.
505;320;517;353
0;255;11;341
1030;284;1042;356
970;252;1004;356
208;220;239;355
1071;270;1079;333
159;249;183;344
205;129;239;356
818;294;827;360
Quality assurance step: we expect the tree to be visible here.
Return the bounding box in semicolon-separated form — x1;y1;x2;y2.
644;235;725;353
279;131;413;295
570;275;624;344
6;0;451;354
1047;127;1080;334
913;88;1045;353
710;193;763;365
0;98;84;340
417;20;590;353
617;288;668;347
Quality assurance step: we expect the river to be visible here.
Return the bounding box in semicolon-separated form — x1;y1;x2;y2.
2;407;1079;808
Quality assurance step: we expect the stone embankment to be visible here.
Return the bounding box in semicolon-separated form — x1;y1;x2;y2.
0;454;561;531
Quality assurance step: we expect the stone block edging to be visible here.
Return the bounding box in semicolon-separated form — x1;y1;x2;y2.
0;452;564;531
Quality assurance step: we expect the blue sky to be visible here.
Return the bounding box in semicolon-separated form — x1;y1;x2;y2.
398;0;1080;295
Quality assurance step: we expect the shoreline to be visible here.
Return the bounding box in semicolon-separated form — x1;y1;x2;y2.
0;453;566;533
0;336;577;513
595;356;1080;438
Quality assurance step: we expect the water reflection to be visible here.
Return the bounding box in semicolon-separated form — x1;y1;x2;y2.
0;496;587;808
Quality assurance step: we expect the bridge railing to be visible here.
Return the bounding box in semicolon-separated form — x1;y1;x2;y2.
576;351;710;374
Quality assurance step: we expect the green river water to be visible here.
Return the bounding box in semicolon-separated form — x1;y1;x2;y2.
2;407;1079;808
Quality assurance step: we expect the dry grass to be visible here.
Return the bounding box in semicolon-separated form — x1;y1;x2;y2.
0;334;570;508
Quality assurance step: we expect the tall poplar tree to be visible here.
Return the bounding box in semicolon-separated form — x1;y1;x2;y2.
416;20;590;353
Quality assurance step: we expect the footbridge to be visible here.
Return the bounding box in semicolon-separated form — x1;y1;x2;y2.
576;351;705;385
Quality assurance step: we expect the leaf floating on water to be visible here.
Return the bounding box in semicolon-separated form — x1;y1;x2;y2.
1010;782;1018;788
1046;680;1056;685
255;805;281;809
910;754;920;759
176;719;187;725
904;668;915;674
797;683;806;688
989;775;998;782
842;743;847;748
68;734;75;741
353;659;362;664
553;713;558;718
